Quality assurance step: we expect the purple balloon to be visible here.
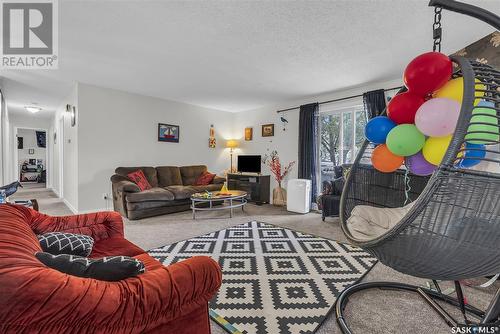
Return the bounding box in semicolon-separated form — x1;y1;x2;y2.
405;152;437;176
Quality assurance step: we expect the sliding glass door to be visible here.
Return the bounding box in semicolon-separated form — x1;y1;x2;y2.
319;104;366;183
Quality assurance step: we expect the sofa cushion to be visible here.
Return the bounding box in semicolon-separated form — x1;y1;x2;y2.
165;185;198;200
180;165;207;185
126;187;175;203
127;170;152;191
157;166;183;186
126;200;188;211
91;237;145;258
38;232;94;257
35;252;146;281
194;171;216;185
115;167;158;187
190;184;223;192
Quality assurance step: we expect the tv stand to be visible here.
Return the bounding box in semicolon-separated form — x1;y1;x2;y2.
228;174;270;205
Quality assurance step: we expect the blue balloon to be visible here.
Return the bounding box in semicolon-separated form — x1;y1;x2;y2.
457;143;486;168
364;116;396;144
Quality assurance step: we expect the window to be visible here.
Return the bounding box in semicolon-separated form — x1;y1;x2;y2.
319;102;366;183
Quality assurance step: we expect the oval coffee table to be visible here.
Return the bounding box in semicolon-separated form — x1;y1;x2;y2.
190;190;247;219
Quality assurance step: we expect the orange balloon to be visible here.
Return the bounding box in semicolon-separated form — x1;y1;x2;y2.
372;144;404;173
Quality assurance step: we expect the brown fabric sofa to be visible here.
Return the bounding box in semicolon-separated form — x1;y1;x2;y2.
111;165;225;220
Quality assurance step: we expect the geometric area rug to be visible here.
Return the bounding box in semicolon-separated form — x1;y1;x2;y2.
148;221;377;334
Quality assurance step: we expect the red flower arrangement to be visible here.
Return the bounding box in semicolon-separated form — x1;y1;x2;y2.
263;150;296;188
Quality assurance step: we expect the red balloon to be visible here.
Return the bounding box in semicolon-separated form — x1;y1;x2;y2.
387;91;425;124
403;52;452;97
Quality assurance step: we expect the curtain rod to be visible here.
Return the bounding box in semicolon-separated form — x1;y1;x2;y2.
276;86;404;113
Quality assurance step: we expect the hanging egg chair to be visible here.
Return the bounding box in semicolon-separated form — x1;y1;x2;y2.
336;0;500;332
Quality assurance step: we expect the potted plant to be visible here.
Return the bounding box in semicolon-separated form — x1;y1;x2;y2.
263;150;295;206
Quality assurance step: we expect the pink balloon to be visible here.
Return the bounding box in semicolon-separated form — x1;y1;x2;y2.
415;98;460;137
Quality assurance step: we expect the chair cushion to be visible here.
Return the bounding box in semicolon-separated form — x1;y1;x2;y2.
35;252;146;281
156;166;183;186
347;202;414;241
134;252;164;271
38;232;94;257
180;165;207;185
115;167;158;187
91;237;145;258
194;171;216;185
126;187;175;202
165;185;198;200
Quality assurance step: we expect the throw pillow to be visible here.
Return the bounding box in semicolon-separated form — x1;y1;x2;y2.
194;171;216;185
127;169;152;191
35;252;146;281
38;232;94;257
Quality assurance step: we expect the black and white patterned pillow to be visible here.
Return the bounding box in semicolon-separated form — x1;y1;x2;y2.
35;252;146;281
37;232;94;257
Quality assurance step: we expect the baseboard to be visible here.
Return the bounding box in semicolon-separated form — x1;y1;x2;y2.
62;199;78;214
49;188;60;198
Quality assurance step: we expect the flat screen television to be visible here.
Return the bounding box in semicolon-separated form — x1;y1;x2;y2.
237;155;261;174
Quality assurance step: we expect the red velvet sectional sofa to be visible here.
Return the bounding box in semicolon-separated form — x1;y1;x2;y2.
0;204;222;333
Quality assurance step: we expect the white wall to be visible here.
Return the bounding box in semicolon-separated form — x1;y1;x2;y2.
17;128;46;169
48;85;78;211
76;83;235;213
233;78;403;199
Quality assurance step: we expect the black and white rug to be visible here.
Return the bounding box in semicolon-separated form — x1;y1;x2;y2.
148;221;376;334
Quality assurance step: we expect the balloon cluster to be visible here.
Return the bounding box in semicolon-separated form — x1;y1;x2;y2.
365;52;498;175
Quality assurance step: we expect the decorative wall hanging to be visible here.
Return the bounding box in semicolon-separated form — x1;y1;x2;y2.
245;127;253;141
36;131;46;148
261;124;274;137
158;123;180;143
209;124;216;148
17;137;23;149
280;114;289;131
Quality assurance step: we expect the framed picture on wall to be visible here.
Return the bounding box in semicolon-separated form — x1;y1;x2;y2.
245;127;253;141
17;137;23;149
261;124;274;137
158;123;180;143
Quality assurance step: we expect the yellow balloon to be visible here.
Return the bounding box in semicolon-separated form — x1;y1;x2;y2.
422;135;453;165
434;77;485;106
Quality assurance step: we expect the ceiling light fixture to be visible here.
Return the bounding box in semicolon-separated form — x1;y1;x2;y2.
25;106;42;113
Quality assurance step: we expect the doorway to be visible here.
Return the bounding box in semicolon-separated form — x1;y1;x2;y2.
15;128;48;188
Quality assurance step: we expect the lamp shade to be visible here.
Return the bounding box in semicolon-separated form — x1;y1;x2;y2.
226;140;239;149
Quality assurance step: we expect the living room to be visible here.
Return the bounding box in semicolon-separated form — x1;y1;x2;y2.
1;1;500;334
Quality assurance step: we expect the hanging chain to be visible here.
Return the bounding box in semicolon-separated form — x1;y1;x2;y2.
433;6;443;52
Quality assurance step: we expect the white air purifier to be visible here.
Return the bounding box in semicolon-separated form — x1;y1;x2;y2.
287;179;311;214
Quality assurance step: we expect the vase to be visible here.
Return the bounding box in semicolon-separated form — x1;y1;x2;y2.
220;181;229;193
273;187;287;206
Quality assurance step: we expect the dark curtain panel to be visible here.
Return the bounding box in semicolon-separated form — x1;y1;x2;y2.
36;131;46;148
298;103;319;204
363;89;386;120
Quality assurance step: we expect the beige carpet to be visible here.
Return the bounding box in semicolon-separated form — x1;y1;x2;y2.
11;186;500;334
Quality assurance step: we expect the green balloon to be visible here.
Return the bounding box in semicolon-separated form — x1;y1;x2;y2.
386;124;425;157
465;103;499;144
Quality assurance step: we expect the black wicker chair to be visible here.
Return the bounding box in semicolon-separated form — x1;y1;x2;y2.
336;1;500;332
